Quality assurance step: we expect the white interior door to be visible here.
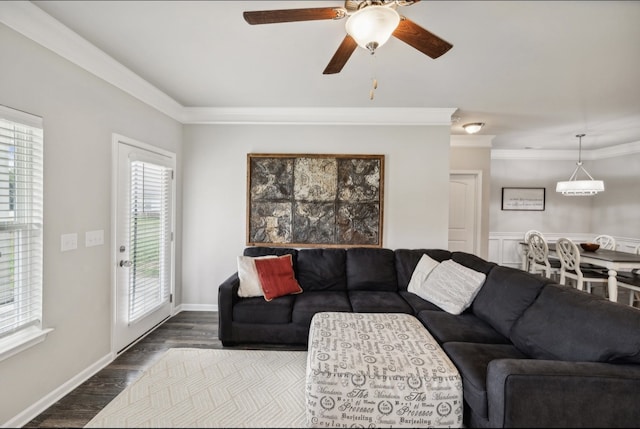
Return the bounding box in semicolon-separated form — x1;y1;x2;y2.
449;173;480;254
113;136;175;353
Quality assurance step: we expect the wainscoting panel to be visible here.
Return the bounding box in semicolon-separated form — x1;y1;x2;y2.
488;232;640;268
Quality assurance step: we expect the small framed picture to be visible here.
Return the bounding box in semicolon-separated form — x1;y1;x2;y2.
501;187;545;211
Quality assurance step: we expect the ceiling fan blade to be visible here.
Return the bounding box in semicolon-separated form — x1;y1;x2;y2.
243;8;344;25
392;17;453;59
323;35;358;75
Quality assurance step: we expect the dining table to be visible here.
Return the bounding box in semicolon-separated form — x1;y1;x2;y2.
547;242;640;303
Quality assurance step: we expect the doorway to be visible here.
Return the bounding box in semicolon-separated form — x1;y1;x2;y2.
449;172;481;254
112;134;176;354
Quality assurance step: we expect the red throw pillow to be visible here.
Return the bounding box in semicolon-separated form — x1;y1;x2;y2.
254;254;303;302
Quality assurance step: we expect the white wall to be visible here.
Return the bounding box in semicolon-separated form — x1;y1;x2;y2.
181;124;451;309
490;157;593;233
490;153;640;238
589;152;640;239
0;24;182;425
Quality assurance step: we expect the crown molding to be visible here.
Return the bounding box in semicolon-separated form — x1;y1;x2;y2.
0;1;184;120
0;2;457;126
450;135;495;148
491;149;582;161
491;140;640;161
4;2;639;150
592;141;640;159
181;107;457;125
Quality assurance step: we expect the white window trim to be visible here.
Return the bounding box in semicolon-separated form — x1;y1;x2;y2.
0;104;51;362
0;326;53;362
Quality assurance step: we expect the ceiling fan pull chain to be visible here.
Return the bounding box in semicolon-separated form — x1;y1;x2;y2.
370;52;378;100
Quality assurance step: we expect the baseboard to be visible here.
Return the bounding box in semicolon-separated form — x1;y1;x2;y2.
4;352;114;428
175;303;218;312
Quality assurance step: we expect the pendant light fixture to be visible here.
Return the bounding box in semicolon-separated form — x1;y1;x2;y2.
556;134;604;196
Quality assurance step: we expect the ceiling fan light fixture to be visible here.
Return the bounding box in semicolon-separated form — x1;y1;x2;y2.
345;6;400;53
556;134;605;196
462;122;484;134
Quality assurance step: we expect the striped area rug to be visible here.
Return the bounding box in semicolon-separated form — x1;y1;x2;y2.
85;348;308;428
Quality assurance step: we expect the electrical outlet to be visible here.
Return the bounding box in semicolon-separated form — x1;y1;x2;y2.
85;230;104;247
61;233;78;252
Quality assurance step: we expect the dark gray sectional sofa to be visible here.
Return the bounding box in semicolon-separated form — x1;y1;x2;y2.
218;247;640;428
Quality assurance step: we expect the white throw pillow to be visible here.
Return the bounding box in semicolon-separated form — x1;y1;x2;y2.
237;255;277;298
419;259;486;315
407;254;440;296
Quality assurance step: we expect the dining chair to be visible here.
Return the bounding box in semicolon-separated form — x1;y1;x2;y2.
593;234;616;250
527;231;561;279
556;237;609;293
581;234;617;273
522;229;543;272
616;244;640;307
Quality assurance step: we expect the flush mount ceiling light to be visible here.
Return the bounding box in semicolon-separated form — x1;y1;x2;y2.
556;134;605;196
345;5;400;53
462;122;484;134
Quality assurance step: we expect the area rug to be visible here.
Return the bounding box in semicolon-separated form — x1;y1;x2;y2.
84;348;308;428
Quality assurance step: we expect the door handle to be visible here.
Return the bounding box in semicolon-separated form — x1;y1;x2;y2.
119;260;133;268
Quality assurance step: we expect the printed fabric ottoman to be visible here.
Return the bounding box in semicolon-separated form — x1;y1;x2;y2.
305;312;463;428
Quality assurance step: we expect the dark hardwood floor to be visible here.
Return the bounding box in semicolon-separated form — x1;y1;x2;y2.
23;311;304;428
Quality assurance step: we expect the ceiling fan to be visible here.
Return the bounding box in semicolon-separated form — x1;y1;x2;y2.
243;0;453;75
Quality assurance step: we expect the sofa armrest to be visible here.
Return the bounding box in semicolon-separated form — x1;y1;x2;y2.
218;272;239;344
487;358;640;428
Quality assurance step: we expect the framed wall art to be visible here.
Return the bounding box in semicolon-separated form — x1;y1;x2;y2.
501;187;546;211
247;153;384;248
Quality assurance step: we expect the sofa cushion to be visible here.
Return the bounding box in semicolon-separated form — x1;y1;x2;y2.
237;255;276;298
254;254;303;301
399;291;443;313
244;246;299;271
443;342;528;419
510;284;640;363
349;290;413;314
452;251;497;275
417;310;509;345
415;260;486;315
407;253;440;296
472;265;552;338
296;248;347;291
346;248;397;291
394;249;452;291
292;291;351;327
232;295;295;324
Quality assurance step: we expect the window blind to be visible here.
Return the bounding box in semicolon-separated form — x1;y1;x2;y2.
0;106;44;339
128;160;171;323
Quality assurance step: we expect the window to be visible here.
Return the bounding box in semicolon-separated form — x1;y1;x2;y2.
0;105;49;361
128;160;172;323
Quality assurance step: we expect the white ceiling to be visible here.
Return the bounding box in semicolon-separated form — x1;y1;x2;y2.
24;1;640;150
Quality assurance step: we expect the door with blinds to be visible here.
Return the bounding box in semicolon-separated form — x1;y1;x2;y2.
114;136;175;353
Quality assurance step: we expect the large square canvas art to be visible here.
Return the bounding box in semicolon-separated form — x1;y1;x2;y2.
247;154;384;247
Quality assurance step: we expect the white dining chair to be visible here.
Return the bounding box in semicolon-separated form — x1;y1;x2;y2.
617;244;640;307
522;229;543;272
556;237;609;293
593;234;616;250
581;234;617;274
527;231;561;279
